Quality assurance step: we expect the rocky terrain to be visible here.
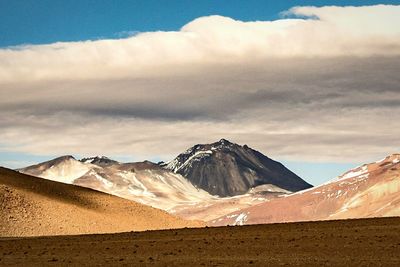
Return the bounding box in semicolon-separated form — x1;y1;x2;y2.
212;154;400;226
165;139;312;196
0;167;202;237
1;217;399;266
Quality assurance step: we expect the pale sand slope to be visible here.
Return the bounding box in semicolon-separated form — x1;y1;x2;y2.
0;167;203;237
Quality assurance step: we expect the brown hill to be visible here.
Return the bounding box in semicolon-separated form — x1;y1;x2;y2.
0;167;202;237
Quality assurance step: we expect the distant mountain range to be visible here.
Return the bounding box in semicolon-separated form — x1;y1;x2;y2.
18;152;290;220
18;139;303;219
15;139;400;225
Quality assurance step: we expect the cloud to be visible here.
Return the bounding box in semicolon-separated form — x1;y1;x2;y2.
0;5;399;164
1;5;400;83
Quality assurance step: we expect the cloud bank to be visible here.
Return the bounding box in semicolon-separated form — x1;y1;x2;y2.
0;5;399;163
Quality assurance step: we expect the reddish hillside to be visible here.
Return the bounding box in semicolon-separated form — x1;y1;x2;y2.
211;154;400;226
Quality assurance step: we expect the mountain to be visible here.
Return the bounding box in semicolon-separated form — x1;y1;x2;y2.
0;167;202;237
211;153;400;226
19;155;291;220
19;155;91;184
19;156;214;211
164;139;312;196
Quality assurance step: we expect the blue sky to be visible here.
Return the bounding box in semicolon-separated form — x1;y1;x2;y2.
0;0;399;47
1;1;399;186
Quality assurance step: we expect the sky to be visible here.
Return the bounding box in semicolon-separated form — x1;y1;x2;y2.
1;0;399;47
0;1;399;185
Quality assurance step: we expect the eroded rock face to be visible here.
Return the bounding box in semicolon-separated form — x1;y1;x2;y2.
165;139;312;196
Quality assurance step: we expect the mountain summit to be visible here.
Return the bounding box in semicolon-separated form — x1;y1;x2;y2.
80;156;118;166
164;139;312;196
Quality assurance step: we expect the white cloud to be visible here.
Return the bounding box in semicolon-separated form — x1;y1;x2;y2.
1;5;400;83
289;5;400;36
0;5;399;163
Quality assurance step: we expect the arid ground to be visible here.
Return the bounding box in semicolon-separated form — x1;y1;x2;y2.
0;167;202;237
1;217;400;266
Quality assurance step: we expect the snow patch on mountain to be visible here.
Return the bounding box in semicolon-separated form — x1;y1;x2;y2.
81;156;105;163
165;150;213;172
339;165;369;180
234;212;250;226
40;158;92;184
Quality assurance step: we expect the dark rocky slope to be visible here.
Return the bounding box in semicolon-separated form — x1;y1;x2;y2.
164;139;312;196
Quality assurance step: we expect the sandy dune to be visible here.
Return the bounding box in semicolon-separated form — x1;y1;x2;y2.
0;167;202;237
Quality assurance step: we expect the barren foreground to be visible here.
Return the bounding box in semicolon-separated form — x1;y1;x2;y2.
1;217;400;266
